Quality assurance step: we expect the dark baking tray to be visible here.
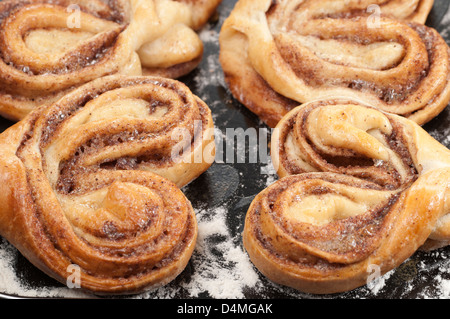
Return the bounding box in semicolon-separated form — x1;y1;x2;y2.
0;0;449;299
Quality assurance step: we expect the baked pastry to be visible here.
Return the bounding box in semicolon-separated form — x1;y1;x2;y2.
0;0;221;121
271;99;450;246
135;0;222;78
220;0;450;128
244;100;450;294
0;75;215;295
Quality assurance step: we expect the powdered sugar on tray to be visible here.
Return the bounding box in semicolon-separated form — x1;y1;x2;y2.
180;206;259;299
138;205;262;299
1;1;450;301
439;279;450;298
416;250;450;299
193;27;227;101
360;250;450;299
0;237;89;299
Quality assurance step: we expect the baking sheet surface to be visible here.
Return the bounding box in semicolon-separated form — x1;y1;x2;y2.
0;0;449;299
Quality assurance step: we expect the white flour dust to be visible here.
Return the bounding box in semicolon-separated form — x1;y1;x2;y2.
0;238;88;299
180;207;259;299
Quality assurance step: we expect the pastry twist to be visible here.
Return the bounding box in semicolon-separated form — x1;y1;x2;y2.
220;0;450;128
244;100;450;294
0;0;221;121
133;0;222;77
0;75;215;295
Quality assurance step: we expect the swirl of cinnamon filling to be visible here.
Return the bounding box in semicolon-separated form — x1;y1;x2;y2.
219;0;450;128
243;169;449;294
0;0;221;121
244;100;450;294
272;99;450;247
0;75;215;295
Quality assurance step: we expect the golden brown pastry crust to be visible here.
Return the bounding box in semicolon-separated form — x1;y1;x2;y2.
272;99;450;246
219;0;449;128
243;100;450;294
0;0;135;121
175;0;222;30
0;75;215;295
0;0;222;121
131;0;221;77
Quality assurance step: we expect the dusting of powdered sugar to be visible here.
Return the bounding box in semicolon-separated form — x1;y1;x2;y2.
179;206;259;299
0;238;90;299
1;1;450;301
358;250;450;299
191;5;233;100
193;28;227;101
136;205;263;299
416;250;450;299
365;270;395;295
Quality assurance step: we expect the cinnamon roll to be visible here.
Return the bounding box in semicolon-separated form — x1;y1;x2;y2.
243;100;450;294
0;0;221;121
0;75;215;295
219;0;450;128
